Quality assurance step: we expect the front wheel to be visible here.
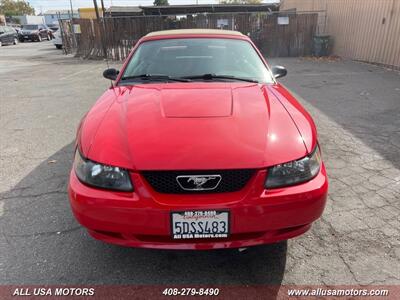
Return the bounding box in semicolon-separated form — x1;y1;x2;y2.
47;34;51;41
37;35;42;42
0;41;2;47
55;44;62;49
13;38;18;45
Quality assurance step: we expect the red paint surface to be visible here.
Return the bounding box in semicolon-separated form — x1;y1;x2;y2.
69;32;328;249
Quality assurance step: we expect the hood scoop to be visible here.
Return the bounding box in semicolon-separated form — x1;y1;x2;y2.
160;88;233;118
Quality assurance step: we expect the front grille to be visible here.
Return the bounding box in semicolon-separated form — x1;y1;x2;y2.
141;169;256;194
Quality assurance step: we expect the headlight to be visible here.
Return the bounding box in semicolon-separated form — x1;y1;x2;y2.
265;145;321;189
74;150;133;192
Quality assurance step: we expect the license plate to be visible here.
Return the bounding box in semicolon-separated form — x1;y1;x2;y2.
171;210;229;239
24;36;28;38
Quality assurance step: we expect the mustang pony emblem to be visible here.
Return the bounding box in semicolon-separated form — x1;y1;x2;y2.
176;175;222;191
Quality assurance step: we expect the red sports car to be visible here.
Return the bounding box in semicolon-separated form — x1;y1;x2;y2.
68;29;328;250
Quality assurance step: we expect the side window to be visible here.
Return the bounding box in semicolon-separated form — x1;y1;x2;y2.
0;26;4;33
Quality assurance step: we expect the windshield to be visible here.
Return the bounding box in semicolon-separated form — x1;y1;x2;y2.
23;25;39;30
121;38;274;84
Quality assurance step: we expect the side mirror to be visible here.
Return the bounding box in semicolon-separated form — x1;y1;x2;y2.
271;65;287;79
103;68;119;81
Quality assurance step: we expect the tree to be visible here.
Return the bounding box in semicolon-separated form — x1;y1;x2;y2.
0;0;35;17
219;0;262;4
153;0;169;5
153;0;169;6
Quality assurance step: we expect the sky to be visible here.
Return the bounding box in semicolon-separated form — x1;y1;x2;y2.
28;0;279;14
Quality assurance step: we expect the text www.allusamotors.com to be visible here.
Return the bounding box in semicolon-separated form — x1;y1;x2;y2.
287;288;389;297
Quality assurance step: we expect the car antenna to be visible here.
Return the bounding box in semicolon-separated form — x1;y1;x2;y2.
105;56;113;89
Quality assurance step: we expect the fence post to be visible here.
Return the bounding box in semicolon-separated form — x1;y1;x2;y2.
57;13;67;55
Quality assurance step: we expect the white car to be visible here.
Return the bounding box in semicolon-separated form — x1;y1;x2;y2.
53;30;62;49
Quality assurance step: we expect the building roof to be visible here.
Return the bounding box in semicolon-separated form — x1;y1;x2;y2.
43;10;78;15
141;4;279;15
145;29;244;37
106;3;279;17
141;4;279;10
106;6;143;13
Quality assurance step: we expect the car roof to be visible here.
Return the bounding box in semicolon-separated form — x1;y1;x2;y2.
145;29;244;38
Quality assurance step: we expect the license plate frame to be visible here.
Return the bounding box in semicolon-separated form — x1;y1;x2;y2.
171;210;230;240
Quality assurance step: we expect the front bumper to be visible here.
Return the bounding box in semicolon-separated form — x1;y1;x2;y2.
68;166;328;250
19;34;39;41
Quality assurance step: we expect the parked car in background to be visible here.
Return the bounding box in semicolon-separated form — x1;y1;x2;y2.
0;25;19;46
47;24;59;32
10;24;22;34
44;24;54;39
19;24;51;42
53;29;62;49
47;24;59;39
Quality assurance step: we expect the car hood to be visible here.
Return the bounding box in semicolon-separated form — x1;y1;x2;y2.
80;82;309;170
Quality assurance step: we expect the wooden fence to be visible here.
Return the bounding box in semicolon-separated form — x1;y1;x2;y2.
61;12;318;60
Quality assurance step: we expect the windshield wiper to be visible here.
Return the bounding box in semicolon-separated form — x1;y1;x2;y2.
120;74;191;82
182;74;259;83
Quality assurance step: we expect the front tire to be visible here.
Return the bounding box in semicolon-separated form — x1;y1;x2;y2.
55;44;62;49
47;34;51;41
0;41;2;47
13;38;18;45
37;35;42;42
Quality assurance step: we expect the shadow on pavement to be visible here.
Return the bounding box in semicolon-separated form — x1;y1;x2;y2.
1;142;286;290
275;58;400;170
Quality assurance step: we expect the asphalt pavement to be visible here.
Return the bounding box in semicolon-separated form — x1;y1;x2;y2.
0;41;399;286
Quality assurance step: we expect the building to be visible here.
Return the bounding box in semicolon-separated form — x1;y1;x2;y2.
143;4;279;16
79;7;103;19
280;0;400;69
13;15;45;25
42;10;79;26
106;6;143;17
0;14;5;25
106;3;280;18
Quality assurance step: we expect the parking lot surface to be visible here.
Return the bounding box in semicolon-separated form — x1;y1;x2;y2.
1;42;399;285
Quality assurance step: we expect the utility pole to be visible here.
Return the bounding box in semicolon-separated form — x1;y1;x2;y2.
93;0;107;59
93;0;100;20
100;0;106;17
69;0;74;20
